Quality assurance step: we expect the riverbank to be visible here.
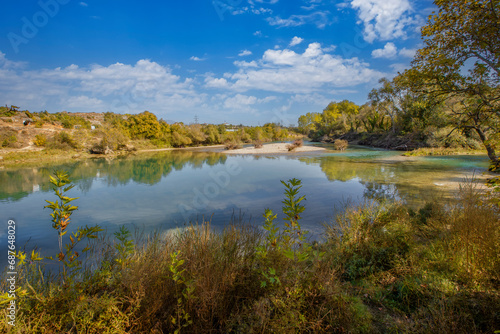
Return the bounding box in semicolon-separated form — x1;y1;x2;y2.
223;142;327;154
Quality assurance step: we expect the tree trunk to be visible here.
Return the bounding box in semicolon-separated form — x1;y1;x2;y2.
474;127;500;171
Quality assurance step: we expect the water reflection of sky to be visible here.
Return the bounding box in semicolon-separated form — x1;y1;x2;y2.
0;146;490;267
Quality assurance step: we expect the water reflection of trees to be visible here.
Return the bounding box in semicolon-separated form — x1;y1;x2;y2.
299;156;457;205
0;151;227;201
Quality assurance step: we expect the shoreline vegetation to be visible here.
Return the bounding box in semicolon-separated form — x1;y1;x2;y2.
1;175;499;333
0;109;489;169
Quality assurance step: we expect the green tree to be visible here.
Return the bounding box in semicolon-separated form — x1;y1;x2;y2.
297;112;322;135
368;78;401;134
409;0;500;168
127;111;161;139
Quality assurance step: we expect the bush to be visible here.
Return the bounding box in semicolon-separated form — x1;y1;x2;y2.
334;139;348;151
47;132;79;150
254;140;263;148
1;135;18;148
0;129;19;148
286;139;303;151
325;201;412;280
33;134;47;147
97;128;129;151
225;142;242;150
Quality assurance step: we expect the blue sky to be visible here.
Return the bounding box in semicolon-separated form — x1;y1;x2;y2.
0;0;435;125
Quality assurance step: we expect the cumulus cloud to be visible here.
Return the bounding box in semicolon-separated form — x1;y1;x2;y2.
205;77;229;88
0;55;200;114
350;0;422;42
399;47;417;58
233;60;259;68
205;43;384;94
371;42;398;59
289;36;304;47
238;50;253;56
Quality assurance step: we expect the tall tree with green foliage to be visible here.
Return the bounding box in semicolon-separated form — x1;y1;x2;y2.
127;111;162;139
409;0;500;169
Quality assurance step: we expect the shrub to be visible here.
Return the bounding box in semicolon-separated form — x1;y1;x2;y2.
327;202;412;280
225;142;242;150
97;128;129;151
33;134;47;147
1;134;18;148
333;139;348;151
47;131;79;150
286;139;303;151
254;140;263;148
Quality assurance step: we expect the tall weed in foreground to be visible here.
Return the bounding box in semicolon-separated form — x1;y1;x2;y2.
448;178;500;285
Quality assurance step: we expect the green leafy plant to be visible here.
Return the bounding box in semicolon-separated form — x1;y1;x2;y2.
45;171;79;257
280;178;311;262
256;179;318;288
256;209;281;288
44;171;102;277
169;250;194;334
114;226;135;266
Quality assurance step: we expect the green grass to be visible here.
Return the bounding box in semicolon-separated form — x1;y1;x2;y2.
1;178;499;333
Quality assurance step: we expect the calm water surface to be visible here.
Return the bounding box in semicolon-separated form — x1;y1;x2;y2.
0;145;489;265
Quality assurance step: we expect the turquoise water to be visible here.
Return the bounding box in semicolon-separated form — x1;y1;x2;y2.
0;145;490;265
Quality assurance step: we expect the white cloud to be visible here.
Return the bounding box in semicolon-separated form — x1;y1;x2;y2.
206;43;384;94
223;94;276;111
190;56;205;61
289;36;304;47
233;60;259;68
0;51;26;69
253;0;279;4
205;77;229;88
399;47;417;58
238;50;253;56
267;11;331;29
253;30;263;37
350;0;422;42
371;42;398;58
0;55;200;114
65;96;105;110
79;2;88;7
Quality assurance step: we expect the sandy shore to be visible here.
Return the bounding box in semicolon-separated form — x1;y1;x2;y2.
223;143;326;154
